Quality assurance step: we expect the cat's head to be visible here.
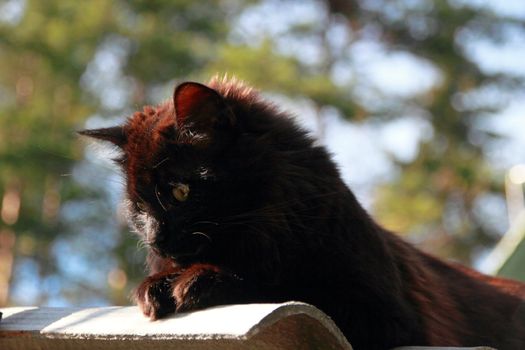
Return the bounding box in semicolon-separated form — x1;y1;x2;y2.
80;77;342;275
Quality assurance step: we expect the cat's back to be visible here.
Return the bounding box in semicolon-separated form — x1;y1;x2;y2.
420;252;525;348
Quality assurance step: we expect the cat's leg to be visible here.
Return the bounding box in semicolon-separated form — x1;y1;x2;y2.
134;271;179;320
135;263;253;319
172;263;250;312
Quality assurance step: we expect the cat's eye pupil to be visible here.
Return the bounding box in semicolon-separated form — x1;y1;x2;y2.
172;183;190;202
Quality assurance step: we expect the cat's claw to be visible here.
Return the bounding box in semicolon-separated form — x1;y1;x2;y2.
135;275;177;320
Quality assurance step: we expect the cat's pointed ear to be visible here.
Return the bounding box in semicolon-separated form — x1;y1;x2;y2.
173;82;235;133
78;126;126;147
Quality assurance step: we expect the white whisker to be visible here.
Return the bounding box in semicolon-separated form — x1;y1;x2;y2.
152;157;170;168
155;184;168;211
192;231;212;242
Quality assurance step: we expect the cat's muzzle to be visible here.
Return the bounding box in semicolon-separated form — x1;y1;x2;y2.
152;229;211;260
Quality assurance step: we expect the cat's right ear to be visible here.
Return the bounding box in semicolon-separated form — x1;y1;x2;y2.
173;82;235;133
77;126;126;147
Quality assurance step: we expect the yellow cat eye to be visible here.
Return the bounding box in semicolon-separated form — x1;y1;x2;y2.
136;202;147;212
172;183;190;202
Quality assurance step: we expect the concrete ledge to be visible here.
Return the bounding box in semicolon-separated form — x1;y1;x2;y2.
0;303;495;350
1;302;352;350
393;348;494;350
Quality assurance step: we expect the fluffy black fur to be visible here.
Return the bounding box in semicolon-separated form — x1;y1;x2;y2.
80;77;525;350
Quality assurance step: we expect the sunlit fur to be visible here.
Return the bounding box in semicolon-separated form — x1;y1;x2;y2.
81;77;525;350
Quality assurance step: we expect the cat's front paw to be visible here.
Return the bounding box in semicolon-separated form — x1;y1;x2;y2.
172;264;244;312
135;274;177;320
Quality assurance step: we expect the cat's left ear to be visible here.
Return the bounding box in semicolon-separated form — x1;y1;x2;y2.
78;126;127;147
173;82;235;135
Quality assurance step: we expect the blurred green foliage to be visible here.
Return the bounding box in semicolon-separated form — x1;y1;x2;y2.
327;0;525;260
0;0;523;306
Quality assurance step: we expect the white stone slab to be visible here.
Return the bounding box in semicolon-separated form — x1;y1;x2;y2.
392;348;495;350
0;303;497;350
0;302;352;349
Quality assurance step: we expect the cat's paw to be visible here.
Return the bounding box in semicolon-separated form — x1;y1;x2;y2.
135;274;177;320
172;264;244;312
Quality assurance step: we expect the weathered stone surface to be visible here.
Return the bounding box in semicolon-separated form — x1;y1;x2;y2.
392;348;495;350
0;303;496;350
0;302;351;350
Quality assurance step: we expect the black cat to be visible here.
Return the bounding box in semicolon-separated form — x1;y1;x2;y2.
80;76;525;350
